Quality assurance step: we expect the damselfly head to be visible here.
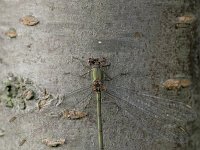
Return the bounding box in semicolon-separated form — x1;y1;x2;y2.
88;58;99;66
88;58;107;67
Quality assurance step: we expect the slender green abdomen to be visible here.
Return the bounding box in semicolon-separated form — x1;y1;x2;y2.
91;67;104;149
97;92;104;150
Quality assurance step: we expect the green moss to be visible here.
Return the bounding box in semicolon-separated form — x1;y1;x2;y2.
0;73;37;109
5;97;14;108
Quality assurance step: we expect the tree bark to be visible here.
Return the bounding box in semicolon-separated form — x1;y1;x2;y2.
0;0;199;150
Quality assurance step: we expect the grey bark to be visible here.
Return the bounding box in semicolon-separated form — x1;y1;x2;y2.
0;0;199;150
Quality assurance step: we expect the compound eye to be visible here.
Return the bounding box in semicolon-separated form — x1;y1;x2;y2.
99;58;106;66
88;58;93;65
101;58;106;63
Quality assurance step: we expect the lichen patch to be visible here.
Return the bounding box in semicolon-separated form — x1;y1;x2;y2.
20;15;39;26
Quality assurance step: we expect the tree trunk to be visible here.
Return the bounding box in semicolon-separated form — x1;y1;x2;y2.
0;0;199;150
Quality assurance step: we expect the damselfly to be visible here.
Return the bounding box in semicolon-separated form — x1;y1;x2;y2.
8;58;197;150
56;57;196;150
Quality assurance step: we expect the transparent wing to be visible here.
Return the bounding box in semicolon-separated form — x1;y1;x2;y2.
57;85;92;108
105;87;197;144
40;85;93;117
9;85;92;122
108;87;196;123
8;85;93;146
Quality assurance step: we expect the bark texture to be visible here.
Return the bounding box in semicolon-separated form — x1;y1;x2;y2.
0;0;199;150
